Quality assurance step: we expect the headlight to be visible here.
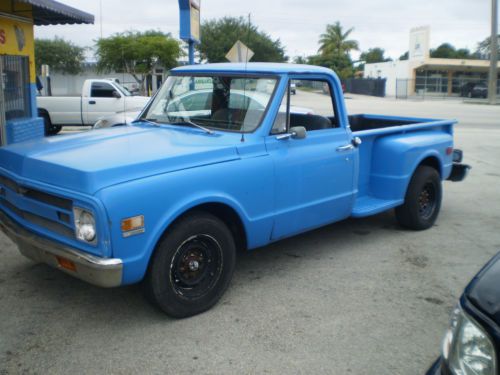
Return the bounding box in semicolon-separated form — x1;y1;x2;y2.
73;207;97;244
442;304;497;375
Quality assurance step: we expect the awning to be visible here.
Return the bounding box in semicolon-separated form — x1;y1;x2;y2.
16;0;94;26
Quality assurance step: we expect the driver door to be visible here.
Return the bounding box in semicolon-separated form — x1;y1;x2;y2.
265;78;357;240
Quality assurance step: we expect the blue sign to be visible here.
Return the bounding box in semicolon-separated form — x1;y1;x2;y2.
178;0;200;44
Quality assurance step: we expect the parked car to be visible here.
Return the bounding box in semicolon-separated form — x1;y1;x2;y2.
93;109;141;129
0;63;469;318
426;251;500;375
460;82;488;98
290;82;297;95
93;89;311;129
37;79;150;135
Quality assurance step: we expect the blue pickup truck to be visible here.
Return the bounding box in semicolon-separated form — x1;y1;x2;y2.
0;63;468;317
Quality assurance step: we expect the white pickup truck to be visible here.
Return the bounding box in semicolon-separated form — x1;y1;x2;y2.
37;79;150;135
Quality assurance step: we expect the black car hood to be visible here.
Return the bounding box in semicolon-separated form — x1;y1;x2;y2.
465;252;500;326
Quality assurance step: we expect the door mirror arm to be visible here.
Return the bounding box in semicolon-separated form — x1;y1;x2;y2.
276;126;307;141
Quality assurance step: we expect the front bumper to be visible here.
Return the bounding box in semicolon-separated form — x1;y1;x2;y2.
447;163;471;182
0;210;123;288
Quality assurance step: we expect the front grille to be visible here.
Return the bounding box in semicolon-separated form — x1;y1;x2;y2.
0;173;74;239
0;174;72;210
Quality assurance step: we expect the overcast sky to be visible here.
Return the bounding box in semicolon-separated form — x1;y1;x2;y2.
35;0;495;61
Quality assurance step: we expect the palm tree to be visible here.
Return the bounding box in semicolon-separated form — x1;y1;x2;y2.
318;22;359;56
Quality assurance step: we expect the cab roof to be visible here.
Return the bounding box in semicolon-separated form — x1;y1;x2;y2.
172;63;336;76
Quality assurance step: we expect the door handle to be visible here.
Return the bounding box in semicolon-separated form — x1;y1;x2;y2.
89;100;96;105
336;144;354;152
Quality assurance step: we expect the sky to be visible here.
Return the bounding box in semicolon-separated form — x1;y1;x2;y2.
34;0;496;61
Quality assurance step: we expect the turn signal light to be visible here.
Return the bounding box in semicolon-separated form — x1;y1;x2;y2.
121;215;144;232
446;147;453;155
56;256;77;272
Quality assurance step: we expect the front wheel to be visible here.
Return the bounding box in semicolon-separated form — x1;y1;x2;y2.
395;166;442;230
41;112;62;136
144;212;236;318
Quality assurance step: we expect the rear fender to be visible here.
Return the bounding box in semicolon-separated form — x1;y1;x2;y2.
369;131;452;200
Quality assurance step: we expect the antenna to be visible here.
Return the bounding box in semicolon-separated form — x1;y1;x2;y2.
241;13;251;143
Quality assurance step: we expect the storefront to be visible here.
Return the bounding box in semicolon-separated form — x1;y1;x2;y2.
0;0;93;146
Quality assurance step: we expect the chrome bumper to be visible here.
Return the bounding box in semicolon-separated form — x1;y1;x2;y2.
0;210;123;288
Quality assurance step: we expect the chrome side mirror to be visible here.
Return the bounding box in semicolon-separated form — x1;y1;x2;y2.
290;126;307;139
276;126;307;141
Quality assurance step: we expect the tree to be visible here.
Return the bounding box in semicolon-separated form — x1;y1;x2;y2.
318;22;358;56
293;56;308;64
95;30;182;91
476;35;500;59
399;51;409;61
311;22;358;80
198;17;287;63
430;43;474;59
360;48;391;64
34;37;85;74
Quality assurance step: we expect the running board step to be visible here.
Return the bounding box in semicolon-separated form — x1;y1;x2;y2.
351;196;403;218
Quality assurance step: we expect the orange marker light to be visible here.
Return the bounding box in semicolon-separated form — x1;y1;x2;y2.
56;256;77;272
121;215;144;232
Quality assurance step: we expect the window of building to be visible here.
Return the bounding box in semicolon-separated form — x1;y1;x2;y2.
1;55;31;121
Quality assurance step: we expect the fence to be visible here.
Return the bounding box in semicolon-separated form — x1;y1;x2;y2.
345;78;386;97
396;77;500;100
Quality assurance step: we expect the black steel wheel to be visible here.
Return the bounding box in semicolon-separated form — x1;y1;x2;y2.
396;166;442;230
144;211;236;318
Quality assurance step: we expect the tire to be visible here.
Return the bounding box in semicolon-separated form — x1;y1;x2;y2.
395;166;442;230
41;112;62;136
144;212;236;318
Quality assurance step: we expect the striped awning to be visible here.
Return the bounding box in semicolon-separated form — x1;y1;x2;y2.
16;0;94;26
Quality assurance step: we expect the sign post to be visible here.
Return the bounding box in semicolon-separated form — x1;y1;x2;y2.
178;0;200;65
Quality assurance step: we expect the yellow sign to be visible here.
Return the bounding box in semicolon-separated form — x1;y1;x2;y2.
190;1;200;41
0;15;36;82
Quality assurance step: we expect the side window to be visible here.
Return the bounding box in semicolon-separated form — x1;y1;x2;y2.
91;82;117;98
272;78;338;134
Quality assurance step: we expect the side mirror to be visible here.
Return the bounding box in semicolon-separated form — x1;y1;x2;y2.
112;90;121;99
290;126;307;139
352;136;362;147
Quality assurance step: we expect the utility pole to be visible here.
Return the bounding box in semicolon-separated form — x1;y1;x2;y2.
488;0;498;104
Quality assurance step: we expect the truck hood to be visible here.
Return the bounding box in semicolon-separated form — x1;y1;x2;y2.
465;252;500;326
0;125;241;195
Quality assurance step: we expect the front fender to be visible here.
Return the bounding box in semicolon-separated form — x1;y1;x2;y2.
96;156;274;285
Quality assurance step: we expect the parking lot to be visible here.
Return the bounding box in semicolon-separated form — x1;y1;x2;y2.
1;94;499;374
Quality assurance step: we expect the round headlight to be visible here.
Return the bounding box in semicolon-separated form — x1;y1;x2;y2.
443;305;496;375
74;208;97;243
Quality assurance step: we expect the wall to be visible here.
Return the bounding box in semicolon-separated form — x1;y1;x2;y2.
364;60;410;97
0;9;44;145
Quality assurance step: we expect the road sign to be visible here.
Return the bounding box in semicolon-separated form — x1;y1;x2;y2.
225;41;254;63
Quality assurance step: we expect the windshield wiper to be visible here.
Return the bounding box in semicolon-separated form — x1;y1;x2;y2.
131;118;160;126
169;120;214;134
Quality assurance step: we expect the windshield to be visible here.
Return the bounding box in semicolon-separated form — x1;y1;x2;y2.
114;82;133;96
141;75;278;132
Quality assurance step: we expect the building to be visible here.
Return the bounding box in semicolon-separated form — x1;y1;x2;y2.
0;0;93;146
365;26;500;98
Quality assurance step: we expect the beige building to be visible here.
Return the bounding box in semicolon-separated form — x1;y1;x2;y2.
365;26;500;98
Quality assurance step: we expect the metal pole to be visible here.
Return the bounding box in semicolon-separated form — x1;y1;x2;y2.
488;0;498;104
188;41;195;65
0;57;6;146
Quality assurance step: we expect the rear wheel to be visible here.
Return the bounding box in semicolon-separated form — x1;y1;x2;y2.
395;166;442;230
144;212;236;318
40;112;62;136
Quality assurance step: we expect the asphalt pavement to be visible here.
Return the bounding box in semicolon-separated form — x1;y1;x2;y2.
1;94;499;374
